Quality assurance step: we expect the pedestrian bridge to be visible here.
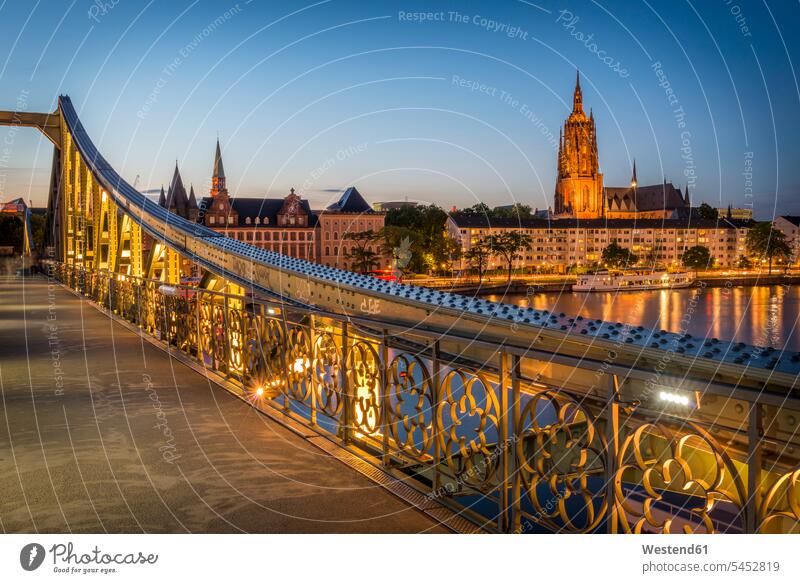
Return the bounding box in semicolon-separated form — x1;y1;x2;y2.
4;96;800;533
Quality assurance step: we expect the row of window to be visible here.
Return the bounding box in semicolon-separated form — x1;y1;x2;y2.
226;230;314;241
464;228;742;236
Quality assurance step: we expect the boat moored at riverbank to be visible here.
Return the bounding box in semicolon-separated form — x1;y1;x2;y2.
573;270;695;292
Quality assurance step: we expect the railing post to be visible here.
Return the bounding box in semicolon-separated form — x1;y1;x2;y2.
223;295;230;379
605;374;620;534
194;290;202;364
136;281;142;329
431;340;442;496
308;314;317;427
340;321;351;445
281;312;292;413
239;307;247;394
498;349;511;532
511;353;522;534
746;402;763;533
380;329;390;467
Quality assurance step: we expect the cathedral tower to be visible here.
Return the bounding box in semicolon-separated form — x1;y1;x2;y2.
554;71;604;218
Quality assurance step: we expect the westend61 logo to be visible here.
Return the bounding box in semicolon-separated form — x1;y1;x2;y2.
19;542;158;574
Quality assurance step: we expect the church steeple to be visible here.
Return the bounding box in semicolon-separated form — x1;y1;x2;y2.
573;69;583;114
213;139;225;180
211;139;228;198
630;159;638;188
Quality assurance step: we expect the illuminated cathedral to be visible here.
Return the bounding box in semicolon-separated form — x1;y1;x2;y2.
554;72;690;219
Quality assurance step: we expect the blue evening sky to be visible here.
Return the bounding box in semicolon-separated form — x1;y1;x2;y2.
0;0;798;218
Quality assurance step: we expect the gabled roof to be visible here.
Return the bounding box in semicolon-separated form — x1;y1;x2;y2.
326;186;373;213
779;215;800;227
604;182;686;212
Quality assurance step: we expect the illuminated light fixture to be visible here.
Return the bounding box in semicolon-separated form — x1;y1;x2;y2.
292;357;310;373
255;387;264;397
267;308;276;315
659;391;690;406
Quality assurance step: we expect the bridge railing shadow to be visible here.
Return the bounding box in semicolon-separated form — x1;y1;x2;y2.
49;262;800;534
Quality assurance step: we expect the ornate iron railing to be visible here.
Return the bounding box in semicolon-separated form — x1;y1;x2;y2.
49;262;800;534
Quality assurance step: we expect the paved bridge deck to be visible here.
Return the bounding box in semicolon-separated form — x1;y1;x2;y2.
0;276;444;533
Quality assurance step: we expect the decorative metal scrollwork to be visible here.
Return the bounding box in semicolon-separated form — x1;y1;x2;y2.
615;422;746;534
347;339;381;437
198;299;214;362
143;281;161;337
388;354;433;461
227;307;244;374
286;324;312;404
243;312;284;396
759;468;800;533
210;303;226;372
165;296;178;343
436;369;500;492
516;390;607;533
313;331;342;419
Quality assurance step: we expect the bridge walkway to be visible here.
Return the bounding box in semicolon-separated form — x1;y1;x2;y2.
0;276;445;533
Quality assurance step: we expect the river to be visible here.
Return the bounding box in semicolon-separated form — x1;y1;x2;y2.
484;284;800;351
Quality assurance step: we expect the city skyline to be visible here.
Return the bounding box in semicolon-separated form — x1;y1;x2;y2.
1;0;799;217
2;0;800;549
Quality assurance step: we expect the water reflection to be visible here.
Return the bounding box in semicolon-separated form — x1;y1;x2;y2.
485;285;800;350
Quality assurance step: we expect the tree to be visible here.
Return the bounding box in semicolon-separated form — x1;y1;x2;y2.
380;225;418;279
486;231;533;282
735;255;752;269
746;221;792;274
696;203;719;220
428;235;462;275
458;202;492;216
344;230;382;273
601;243;638;269
464;239;491;284
491;203;533;219
641;247;660;269
347;247;381;274
30;214;46;251
681;245;712;272
384;204;451;274
0;215;23;252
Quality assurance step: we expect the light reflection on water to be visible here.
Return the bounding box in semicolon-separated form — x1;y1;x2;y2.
485;285;800;351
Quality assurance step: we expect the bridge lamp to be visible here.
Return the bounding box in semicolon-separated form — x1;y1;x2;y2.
255;387;264;397
658;390;693;407
267;307;276;315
